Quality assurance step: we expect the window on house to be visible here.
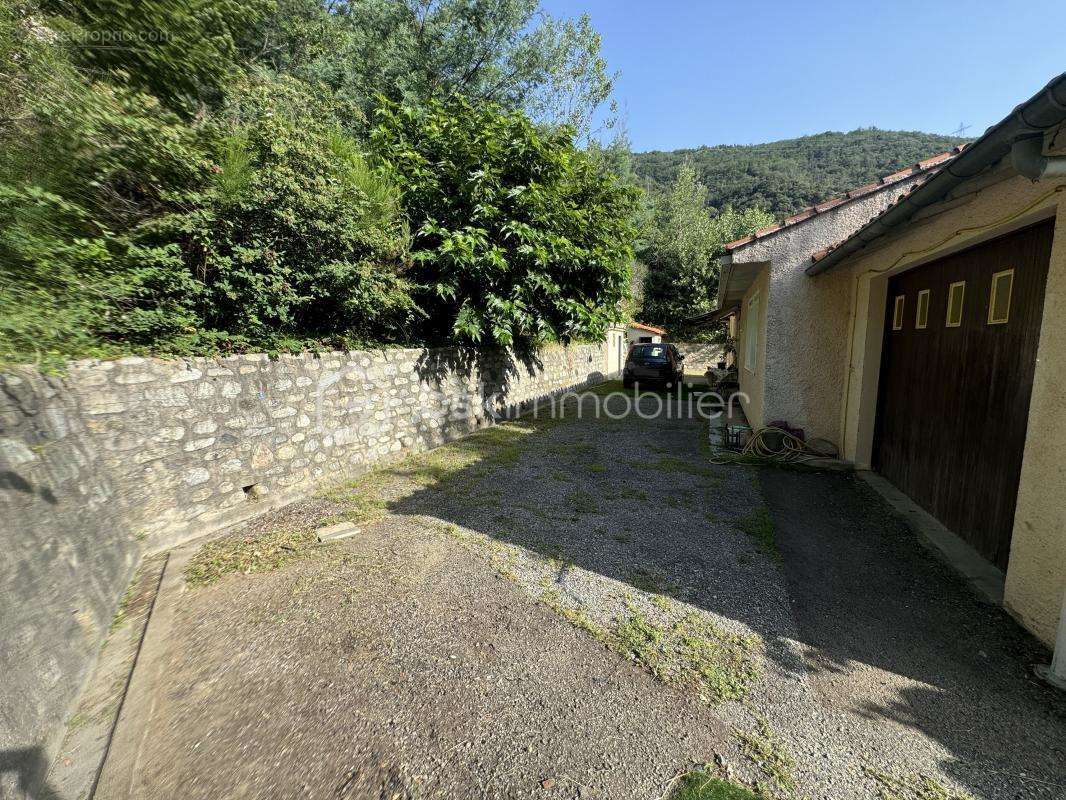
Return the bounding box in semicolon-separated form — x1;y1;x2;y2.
946;281;965;327
916;290;930;330
745;292;760;372
988;270;1014;325
892;295;905;331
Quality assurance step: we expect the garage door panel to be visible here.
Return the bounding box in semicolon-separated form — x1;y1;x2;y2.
873;220;1055;570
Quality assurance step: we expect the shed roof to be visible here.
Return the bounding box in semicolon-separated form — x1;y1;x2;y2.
629;322;667;335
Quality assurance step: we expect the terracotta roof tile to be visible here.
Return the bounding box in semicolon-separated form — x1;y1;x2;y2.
724;144;967;253
629;321;667;334
810;167;946;264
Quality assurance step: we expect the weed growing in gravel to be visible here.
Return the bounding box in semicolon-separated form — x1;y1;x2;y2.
529;539;568;564
542;593;761;704
185;529;319;588
652;594;673;612
627;567;679;596
665;490;697;510
734;715;796;798
671;614;762;703
619;487;649;501
668;768;762;800
540;590;610;641
738;508;779;561
646;456;720;479
439;523;470;542
108;569;143;632
863;768;975;800
566;487;599;514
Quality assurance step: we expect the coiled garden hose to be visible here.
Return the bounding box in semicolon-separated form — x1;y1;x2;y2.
711;426;839;466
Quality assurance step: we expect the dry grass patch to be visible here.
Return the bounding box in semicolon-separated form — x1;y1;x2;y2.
185;529;320;588
541;592;762;705
863;768;974;800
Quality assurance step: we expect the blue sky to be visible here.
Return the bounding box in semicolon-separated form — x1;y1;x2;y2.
540;0;1066;152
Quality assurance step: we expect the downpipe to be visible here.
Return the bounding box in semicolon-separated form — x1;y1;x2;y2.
1010;136;1066;181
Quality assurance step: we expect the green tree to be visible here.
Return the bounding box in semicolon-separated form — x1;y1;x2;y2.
40;0;272;112
372;95;638;347
0;1;209;366
640;163;772;334
236;0;348;76
325;0;616;139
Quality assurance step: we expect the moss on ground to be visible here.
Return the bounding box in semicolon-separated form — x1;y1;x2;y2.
734;715;796;798
669;769;762;800
566;487;599;514
626;567;679;596
738;507;779;561
630;455;722;484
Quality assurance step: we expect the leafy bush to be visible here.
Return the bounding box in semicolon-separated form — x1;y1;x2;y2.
122;77;417;352
0;3;205;366
372;96;638;347
40;0;273;111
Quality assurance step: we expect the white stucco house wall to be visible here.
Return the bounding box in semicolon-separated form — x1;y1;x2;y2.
716;147;965;444
709;71;1066;660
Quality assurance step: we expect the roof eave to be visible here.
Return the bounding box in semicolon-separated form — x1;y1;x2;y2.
807;72;1066;276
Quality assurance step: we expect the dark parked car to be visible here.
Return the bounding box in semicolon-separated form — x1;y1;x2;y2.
622;343;684;389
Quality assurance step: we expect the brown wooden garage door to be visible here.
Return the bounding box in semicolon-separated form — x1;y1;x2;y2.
873;219;1055;570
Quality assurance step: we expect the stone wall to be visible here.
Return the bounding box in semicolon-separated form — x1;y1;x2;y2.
673;341;726;374
0;342;607;784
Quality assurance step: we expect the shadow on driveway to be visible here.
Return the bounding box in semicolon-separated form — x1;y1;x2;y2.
761;468;1066;797
383;391;1066;798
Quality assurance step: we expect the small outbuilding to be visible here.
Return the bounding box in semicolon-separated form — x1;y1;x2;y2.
627;322;666;345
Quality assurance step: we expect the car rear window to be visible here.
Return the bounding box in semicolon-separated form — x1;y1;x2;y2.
630;344;667;361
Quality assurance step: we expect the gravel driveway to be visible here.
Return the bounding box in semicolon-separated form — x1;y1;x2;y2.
100;385;1066;800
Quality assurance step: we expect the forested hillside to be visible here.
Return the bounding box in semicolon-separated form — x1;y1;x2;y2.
632;129;970;218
